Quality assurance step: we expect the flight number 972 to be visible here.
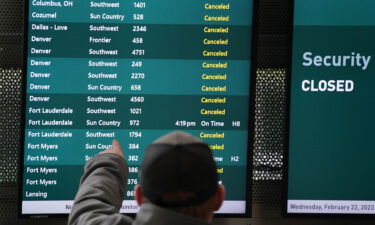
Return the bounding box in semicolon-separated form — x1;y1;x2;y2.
129;120;140;126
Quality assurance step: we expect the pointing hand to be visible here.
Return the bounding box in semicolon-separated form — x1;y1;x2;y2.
99;139;124;159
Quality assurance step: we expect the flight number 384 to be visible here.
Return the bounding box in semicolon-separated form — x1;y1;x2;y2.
128;143;140;149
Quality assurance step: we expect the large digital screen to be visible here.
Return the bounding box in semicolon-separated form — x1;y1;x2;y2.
287;0;375;215
20;0;255;217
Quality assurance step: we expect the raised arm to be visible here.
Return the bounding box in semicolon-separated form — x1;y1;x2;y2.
68;140;132;225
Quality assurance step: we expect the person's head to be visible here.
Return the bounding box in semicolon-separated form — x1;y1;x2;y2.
134;131;225;222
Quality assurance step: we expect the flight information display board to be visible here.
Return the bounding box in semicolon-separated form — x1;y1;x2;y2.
20;0;254;217
287;0;375;215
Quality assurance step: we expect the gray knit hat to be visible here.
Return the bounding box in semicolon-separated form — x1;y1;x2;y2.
140;131;218;207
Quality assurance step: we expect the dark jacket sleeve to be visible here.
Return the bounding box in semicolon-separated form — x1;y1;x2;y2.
68;153;133;225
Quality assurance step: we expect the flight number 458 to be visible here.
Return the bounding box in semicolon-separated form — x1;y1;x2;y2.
132;38;143;44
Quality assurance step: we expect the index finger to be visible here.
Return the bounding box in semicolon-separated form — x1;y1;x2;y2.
111;139;124;158
112;139;122;152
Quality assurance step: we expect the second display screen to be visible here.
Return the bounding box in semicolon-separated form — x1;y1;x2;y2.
287;0;375;215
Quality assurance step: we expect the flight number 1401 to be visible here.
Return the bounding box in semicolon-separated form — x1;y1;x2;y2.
134;2;146;8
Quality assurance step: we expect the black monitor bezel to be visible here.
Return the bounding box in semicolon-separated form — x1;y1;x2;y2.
18;0;259;219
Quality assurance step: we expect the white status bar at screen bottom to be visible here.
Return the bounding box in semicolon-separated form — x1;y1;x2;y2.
22;200;246;214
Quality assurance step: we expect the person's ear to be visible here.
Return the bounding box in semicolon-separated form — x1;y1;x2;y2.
213;185;225;211
134;184;143;206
